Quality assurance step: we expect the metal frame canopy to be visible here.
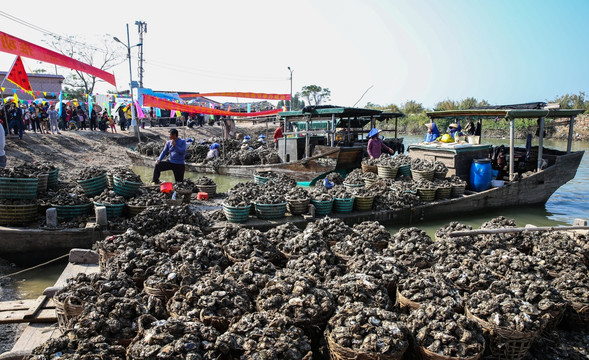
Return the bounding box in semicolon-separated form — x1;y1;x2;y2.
425;107;585;181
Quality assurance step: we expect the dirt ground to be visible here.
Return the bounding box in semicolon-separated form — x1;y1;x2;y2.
3;121;275;179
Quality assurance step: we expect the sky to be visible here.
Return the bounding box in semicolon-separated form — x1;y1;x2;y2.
1;0;588;109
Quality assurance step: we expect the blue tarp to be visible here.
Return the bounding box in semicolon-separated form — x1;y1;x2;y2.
137;88;182;106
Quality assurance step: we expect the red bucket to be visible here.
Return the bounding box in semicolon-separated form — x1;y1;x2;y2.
197;192;208;200
160;182;173;193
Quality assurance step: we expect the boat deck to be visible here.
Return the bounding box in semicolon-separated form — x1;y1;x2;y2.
1;251;99;359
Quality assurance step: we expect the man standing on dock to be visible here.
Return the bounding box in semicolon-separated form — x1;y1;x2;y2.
152;129;187;184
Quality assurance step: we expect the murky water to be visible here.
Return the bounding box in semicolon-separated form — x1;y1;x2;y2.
1;135;586;351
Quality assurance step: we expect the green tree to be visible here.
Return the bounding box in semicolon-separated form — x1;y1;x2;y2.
44;34;126;95
459;97;478;110
434;99;457;111
552;92;587;110
477;99;490;107
401;100;424;114
298;85;331;106
277;93;305;111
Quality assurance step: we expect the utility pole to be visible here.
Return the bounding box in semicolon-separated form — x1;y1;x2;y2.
135;21;147;88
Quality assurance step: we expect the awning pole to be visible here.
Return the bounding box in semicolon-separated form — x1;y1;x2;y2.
509;118;515;181
331;114;335;146
567;115;574;153
537;117;544;171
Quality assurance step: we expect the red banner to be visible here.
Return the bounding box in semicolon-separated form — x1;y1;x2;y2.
6;56;32;92
0;31;116;86
179;92;291;100
143;95;282;117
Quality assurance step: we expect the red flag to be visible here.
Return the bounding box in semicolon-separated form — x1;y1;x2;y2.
6;56;32;92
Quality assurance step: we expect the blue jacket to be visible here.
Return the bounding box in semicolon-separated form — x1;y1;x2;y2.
424;123;440;142
158;138;187;164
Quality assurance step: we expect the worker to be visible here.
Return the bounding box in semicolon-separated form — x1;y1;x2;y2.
367;128;395;159
424;122;440;142
448;122;462;139
258;134;266;144
273;123;284;149
206;142;220;160
152;129;187;184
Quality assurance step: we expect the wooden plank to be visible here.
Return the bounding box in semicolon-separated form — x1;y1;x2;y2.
11;323;61;353
23;295;47;320
0;308;56;324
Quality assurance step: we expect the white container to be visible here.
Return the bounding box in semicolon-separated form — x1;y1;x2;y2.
491;179;505;187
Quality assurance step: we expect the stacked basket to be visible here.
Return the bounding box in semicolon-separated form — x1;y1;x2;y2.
0;177;39;226
93;201;125;219
222;203;251;223
361;163;377;174
47;168;59;188
286;197;310;215
412;169;435;181
451;184;466;197
417;188;436;202
354;196;374;211
397;164;411;178
333;197;355;213
52;203;93;220
377;165;398;179
113;175;142;198
197;184;217;197
435;185;452;200
254;202;287;220
253;174;269;185
311;199;334;216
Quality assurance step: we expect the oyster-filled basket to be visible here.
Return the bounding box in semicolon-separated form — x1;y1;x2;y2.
412;169;435;181
37;173;49;194
51;203;92;220
326;330;408;360
311;199;333;216
465;307;540;360
377;165;398;179
418;345;484;360
364;178;376;188
417;188;436;202
77;174;108;197
451;184;466;197
254;202;287;220
47;168;59;188
434;170;448;180
113;175;142;198
563;301;589;327
54;296;84;331
395;287;420;311
98;248;118;272
436;186;452;200
0;203;38;225
361;163;378;174
253;174;269;185
343;182;364;190
93;202;125;219
0;177;39;200
144;283;179;301
354;196;374;211
126;204;147;218
397;164;411;178
333;197;355;213
222;203;251;223
197;184;217;197
287;197;310;215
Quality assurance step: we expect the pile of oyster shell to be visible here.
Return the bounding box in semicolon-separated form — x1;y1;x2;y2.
75;166;106;180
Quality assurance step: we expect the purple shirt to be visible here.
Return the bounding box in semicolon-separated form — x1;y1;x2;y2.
367;137;392;159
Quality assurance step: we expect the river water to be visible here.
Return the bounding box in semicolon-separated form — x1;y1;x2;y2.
1;136;587;351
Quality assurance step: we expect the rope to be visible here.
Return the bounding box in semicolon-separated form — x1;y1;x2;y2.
0;253;69;280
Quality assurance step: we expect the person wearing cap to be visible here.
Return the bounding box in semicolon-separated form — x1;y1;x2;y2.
448;122;462;139
367;128;394;159
152;128;187;184
424;122;440;143
258;134;266;144
206;142;220;160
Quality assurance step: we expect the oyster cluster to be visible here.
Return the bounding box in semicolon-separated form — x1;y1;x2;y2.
125;187;166;207
0;162;49;178
410;158;435;171
110;167;142;183
75;166;106;180
127;204;209;236
93;189;125;205
48;186;91;206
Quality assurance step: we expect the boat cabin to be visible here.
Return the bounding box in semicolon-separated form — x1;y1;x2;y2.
278;106;403;170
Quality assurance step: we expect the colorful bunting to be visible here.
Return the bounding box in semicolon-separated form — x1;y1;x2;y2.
179;92;291;101
143;95;282;117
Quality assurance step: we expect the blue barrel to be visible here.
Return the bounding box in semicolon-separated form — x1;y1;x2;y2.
470;158;492;192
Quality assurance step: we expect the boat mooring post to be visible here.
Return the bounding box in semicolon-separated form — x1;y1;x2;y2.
567;115;574;153
509;118;515;181
537;117;545;171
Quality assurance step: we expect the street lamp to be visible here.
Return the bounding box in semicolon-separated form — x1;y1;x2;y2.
287;66;293;111
114;24;142;142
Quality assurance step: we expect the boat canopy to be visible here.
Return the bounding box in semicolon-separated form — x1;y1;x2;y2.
426;108;585;120
280;105;383;119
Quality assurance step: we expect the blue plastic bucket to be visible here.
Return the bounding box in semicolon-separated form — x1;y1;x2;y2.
470;158;492;192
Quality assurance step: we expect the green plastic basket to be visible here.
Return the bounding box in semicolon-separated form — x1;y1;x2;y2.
254;175;269;186
51;203;92;220
77;174;108;197
333;198;355;213
311;199;334;216
0;177;39;200
113;175;142;198
397;164;411;178
47;168;59;188
93;202;125;219
223;203;251;223
254;202;287;220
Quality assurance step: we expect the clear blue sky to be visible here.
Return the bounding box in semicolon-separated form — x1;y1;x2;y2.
1;0;588;108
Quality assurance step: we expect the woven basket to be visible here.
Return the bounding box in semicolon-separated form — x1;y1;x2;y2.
254;202;287;220
77;173;108;197
333;198;355;213
417;188;436;202
354;196;374;211
98;248;118;271
37;173;49;194
451;184;466;197
93;202;125;219
47;168;59;188
418;345;484;360
126;204;147;217
54;296;84;331
107;173;114;188
51;203;92;220
326;330;407;360
113;175;142;198
436;186;452;200
412;169;435;181
287;197;310;215
197;184;217;197
201;314;230;332
311;199;334;216
343;182;364;190
0;177;39;200
222;203;251;223
144;282;179;301
377;165;398;179
395;287;420;311
361;163;378;174
562;301;589;328
0;203;38;225
466;307;540;360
